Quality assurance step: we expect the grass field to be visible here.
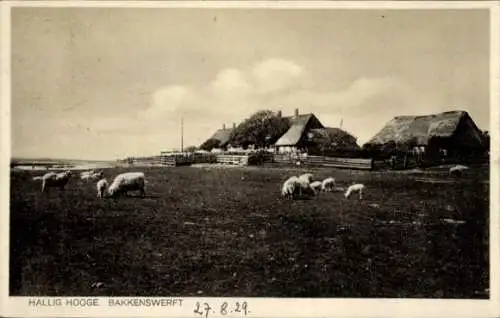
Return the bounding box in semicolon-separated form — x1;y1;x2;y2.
9;164;489;298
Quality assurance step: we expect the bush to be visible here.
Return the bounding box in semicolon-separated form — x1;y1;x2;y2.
229;110;290;148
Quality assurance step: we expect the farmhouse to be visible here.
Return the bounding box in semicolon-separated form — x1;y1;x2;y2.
274;109;323;153
366;110;485;158
274;109;359;154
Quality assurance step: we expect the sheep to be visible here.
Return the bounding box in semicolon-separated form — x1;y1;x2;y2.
80;170;95;177
81;171;104;182
281;175;315;199
41;170;72;192
449;165;469;177
281;176;300;200
107;172;146;198
321;177;336;192
345;183;365;200
96;178;109;198
32;176;43;181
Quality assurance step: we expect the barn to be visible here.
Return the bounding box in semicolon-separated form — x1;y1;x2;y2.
365;110;486;160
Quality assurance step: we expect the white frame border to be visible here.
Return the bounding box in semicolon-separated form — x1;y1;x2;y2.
1;1;499;318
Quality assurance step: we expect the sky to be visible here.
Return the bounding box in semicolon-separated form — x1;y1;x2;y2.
10;7;490;160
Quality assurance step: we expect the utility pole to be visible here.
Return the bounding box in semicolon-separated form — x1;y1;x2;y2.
181;117;184;152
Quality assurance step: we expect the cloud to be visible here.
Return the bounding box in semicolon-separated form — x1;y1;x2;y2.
251;58;304;94
210;68;251;95
143;85;189;121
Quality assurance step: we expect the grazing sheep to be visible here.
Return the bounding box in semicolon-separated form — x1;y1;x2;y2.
449;165;469;177
81;171;104;182
321;177;336;192
281;176;300;200
281;176;315;199
41;170;72;192
310;181;323;194
108;172;146;198
345;183;365;200
80;169;95;176
80;170;96;179
96;178;109;198
32;176;43;181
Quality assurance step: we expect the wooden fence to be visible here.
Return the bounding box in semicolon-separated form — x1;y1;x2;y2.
215;154;249;166
127;152;373;170
127;153;218;167
131;156;163;165
274;154;374;170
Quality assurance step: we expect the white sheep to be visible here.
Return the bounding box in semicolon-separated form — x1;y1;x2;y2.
449;165;469;177
281;176;300;199
80;170;95;177
96;178;109;198
108;172;146;198
32;176;43;181
41;170;72;192
81;174;92;182
345;183;365;200
321;177;336;192
81;171;104;182
310;181;323;194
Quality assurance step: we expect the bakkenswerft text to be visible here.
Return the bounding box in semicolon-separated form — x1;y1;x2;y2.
109;298;183;307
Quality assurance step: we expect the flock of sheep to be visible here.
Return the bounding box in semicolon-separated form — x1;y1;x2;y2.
281;173;365;200
281;164;470;201
30;163;469;201
32;170;146;198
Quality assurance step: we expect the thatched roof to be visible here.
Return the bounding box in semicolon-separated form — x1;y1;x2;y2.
367;111;478;146
307;128;360;149
275;114;324;146
207;128;234;147
309;127;352;139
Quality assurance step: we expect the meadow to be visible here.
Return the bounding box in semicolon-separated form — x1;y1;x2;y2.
9;164;489;298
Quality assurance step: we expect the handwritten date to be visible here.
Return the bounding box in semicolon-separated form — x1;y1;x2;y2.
194;301;249;318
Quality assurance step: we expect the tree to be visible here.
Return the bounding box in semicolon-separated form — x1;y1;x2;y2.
199;138;221;151
229;110;290;148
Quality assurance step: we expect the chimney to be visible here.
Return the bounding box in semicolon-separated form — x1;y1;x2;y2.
223;124;226;130
277;110;282;118
294;108;299;117
233;123;236;129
